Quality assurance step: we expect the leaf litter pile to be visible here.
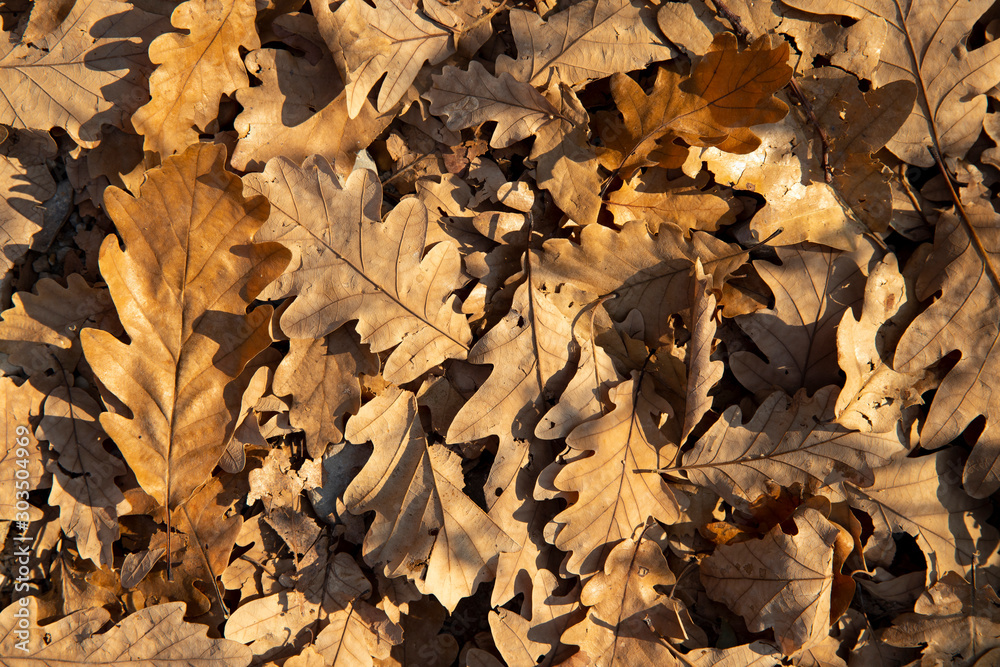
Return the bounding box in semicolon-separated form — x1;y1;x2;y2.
4;0;1000;664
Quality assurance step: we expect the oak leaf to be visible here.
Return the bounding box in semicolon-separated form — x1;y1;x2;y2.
701;505;848;654
600;33;791;179
345;386;517;611
40;387;129;568
605;170;740;234
272;330;375;458
317;0;453;118
562;535;692;666
731;243;873;396
0;599;251;664
426;61;561;149
781;0;1000;167
232;49;393;172
842;448;999;586
0;0;164;147
490;570;583;667
676;387;903;510
0;154;56;277
494;0;672;89
539;220;747;346
681;260;724;443
835;255;930;433
80;143;290;513
893;180;1000;496
0;376;46;522
131;0;259;155
552;376;685;575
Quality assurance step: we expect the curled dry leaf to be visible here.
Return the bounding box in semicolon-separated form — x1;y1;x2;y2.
245;156;471;383
701;505;848;655
80;143;290;512
843;448;999;588
345;386;517;612
132;0;259;155
490;569;583;667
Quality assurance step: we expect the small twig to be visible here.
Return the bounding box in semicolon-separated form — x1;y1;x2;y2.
710;0;833;184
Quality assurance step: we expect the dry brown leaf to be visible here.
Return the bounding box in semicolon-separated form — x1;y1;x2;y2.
272;330;375;458
702;69;914;249
374;596;456;667
562;534;691;666
835;255;929;433
731;243;873;396
843;448;999;587
494;0;672;89
0;274;118;377
681;260;723;443
80;143;290;513
132;0;259;155
539;220;747;346
244;157;471;383
893;181;1000;496
40;387;129;568
0;598;250;664
317;0;453;118
0;376;46;522
881;572;1000;666
345;386;517;611
605;170;740;234
685;641;782;666
490;569;582;667
426;61;561;148
0;0;164;147
0;154;55;278
423;0;499;57
679;386;903;510
600;34;791;179
701;505;847;655
21;0;76;43
447;276;576;444
552;377;685;575
781;0;1000;167
232;49;392;172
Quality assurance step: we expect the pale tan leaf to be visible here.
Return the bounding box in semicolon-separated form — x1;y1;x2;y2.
843;449;999;586
605;170;740;234
701;506;844;655
244;157;471;384
893;181;1000;496
132;0;259;155
781;0;1000;166
552;377;685;575
0;0;165;147
232;49;392;172
0;376;46;522
682;260;723;443
447;278;576;444
272;330;375;458
317;0;453;117
494;0;673;89
40;387;129;568
0;598;250;664
539;220;747;346
422;0;499;56
80;143;290;511
21;0;76;43
678;387;903;510
490;569;583;667
0;274;119;376
835;255;930;433
882;572;1000;666
731;243;873;396
426;61;561;148
562;536;688;667
345;386;517;611
0;155;55;278
685;641;782;667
